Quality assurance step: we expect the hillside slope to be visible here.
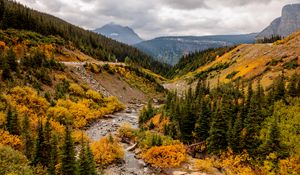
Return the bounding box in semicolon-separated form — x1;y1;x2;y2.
0;29;165;103
135;34;256;65
0;0;170;75
165;30;300;93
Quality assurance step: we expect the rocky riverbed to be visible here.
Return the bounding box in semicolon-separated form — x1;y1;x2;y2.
85;104;159;175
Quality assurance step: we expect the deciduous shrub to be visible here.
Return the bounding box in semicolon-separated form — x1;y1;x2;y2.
0;129;23;151
91;136;124;167
142;143;187;168
69;83;85;96
0;144;33;175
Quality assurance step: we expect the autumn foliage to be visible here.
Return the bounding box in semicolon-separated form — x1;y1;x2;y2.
142;143;187;168
91;136;124;167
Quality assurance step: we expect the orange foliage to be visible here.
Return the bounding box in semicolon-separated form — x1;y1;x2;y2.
0;129;23;151
4;86;50;117
69;83;85;96
72;130;90;144
194;150;255;175
86;90;102;102
142;144;187;168
146;114;169;132
279;156;300;175
91;136;124;167
0;112;5;127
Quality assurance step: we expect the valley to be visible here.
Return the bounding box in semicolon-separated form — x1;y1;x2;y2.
0;0;300;175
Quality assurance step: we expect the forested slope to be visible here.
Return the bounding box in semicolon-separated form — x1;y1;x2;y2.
0;0;170;75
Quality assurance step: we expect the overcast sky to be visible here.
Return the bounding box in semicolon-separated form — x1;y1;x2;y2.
16;0;300;39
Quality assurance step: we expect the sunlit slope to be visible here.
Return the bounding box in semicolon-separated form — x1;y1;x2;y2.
165;30;300;92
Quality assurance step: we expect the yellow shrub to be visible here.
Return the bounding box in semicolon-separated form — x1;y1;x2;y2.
220;150;255;175
117;122;137;140
0;129;23;151
91;136;124;167
104;96;125;112
72;130;90;144
69;83;85;96
279;156;300;175
194;158;215;174
4;86;49;117
142;144;187;168
0;112;5;127
86;90;102;102
195;150;255;175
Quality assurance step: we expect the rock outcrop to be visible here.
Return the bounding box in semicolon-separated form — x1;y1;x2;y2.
257;4;300;39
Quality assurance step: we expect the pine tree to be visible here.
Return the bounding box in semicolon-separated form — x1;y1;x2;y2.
1;62;11;80
243;97;261;154
61;126;78;175
195;100;210;142
288;73;298;97
86;142;97;175
22;114;33;159
0;0;4;21
6;107;19;135
6;48;18;72
259;118;285;157
78;139;89;175
229;114;243;153
44;117;52;166
207;103;228;154
78;137;96;175
274;73;285;101
33;120;47;166
48;134;58;175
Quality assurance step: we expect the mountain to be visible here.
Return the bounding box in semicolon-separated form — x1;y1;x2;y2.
94;23;143;45
0;0;169;76
134;34;257;65
165;29;300;93
257;3;300;40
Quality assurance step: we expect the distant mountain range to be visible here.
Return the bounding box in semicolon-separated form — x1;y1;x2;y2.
134;34;257;65
257;3;300;39
94;23;143;45
94;23;257;65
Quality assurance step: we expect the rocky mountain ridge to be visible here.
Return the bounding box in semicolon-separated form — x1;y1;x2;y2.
257;3;300;39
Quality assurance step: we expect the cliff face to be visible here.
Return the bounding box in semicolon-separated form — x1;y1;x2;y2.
257;4;300;39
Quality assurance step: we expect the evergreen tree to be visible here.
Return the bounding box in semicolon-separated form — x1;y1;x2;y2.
207;103;228;154
86;142;97;175
229;113;243;153
0;0;4;21
48;134;58;175
194;99;210;142
44;117;52;166
288;73;298;97
243;97;261;154
274;73;285;101
1;62;11;80
78;138;96;175
6;48;18;72
6;107;19;135
22;114;33;159
33;120;47;166
61;126;78;175
259;117;285;157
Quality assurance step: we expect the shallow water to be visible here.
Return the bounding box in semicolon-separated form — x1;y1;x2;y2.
85;106;156;175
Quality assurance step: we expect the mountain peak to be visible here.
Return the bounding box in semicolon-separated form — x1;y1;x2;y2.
257;3;300;39
94;23;143;45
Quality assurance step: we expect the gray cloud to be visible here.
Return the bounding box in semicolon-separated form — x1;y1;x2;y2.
15;0;300;39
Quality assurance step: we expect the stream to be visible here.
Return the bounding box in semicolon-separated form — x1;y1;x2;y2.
85;104;158;175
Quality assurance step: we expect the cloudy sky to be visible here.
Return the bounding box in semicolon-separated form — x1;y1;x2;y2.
16;0;300;39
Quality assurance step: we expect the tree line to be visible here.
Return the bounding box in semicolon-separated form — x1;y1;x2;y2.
141;73;300;161
0;0;170;76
